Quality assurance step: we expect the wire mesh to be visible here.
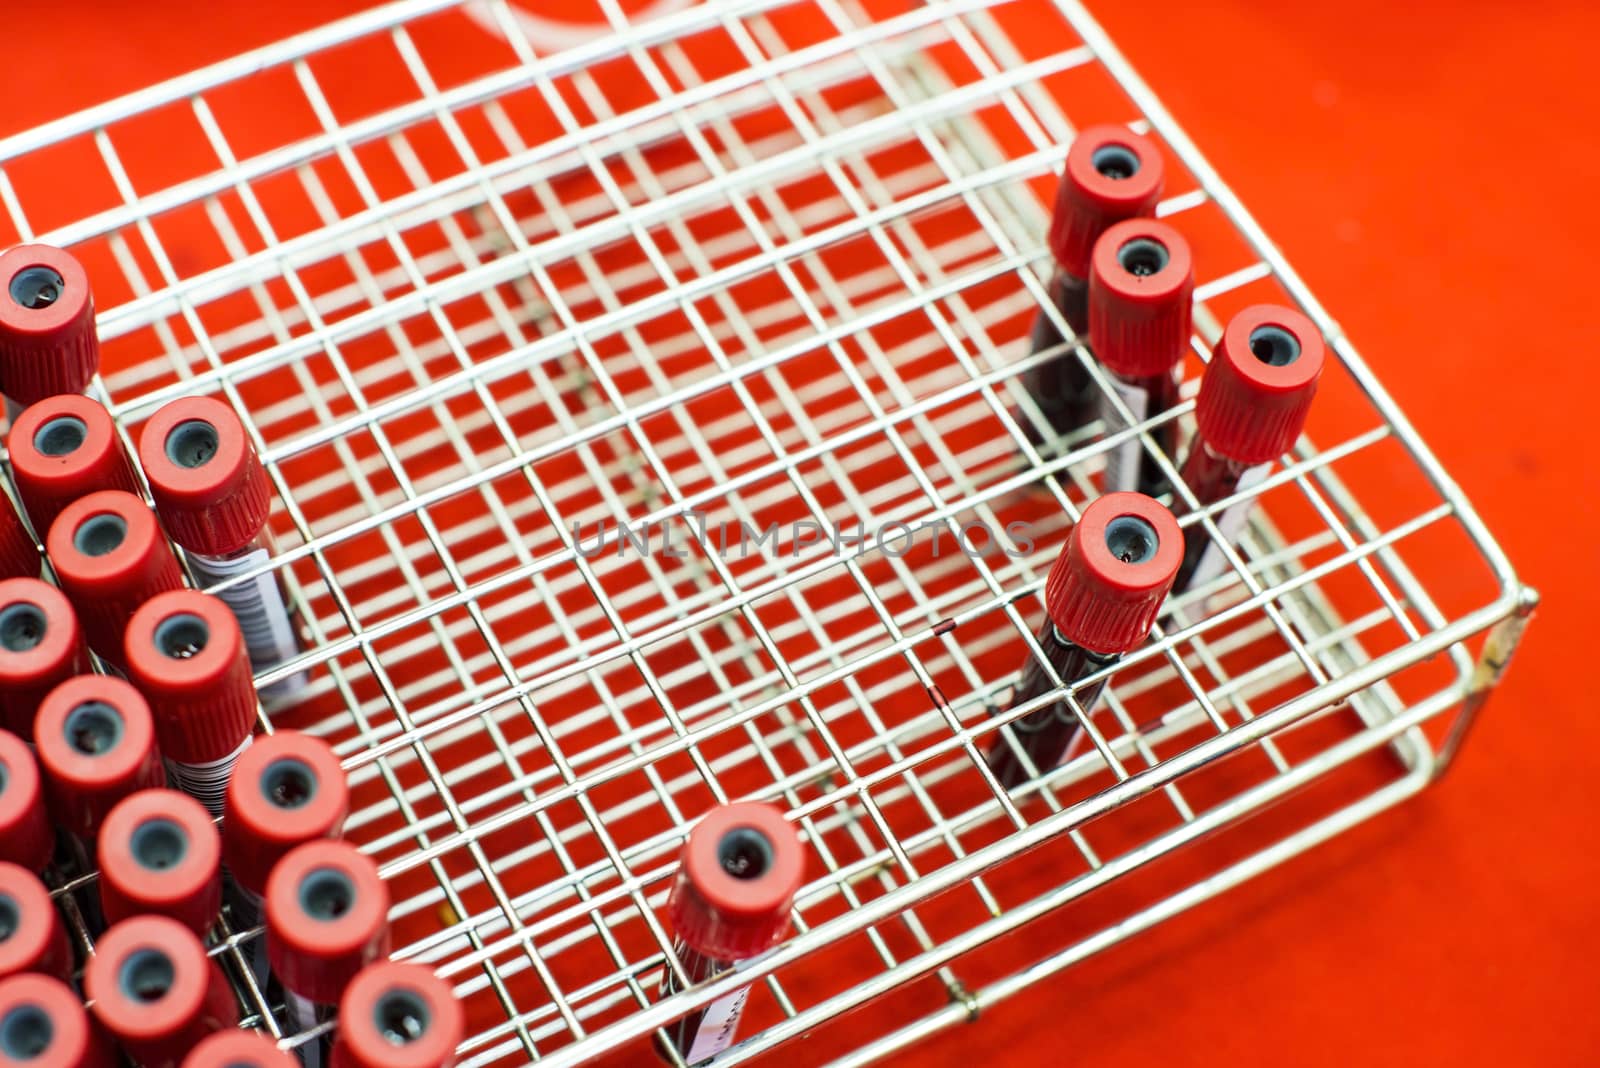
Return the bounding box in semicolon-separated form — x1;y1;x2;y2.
0;0;1529;1064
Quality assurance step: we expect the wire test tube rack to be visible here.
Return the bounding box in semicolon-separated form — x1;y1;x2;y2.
0;0;1533;1064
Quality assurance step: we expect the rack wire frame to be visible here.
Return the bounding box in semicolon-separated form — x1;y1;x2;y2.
0;0;1533;1064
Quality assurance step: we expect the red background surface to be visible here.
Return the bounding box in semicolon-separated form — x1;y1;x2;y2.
3;1;1593;1064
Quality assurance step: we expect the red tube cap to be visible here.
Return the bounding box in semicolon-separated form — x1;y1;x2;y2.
85;916;238;1068
124;590;256;765
1088;219;1195;379
0;973;113;1068
1195;304;1327;466
97;788;221;935
0;733;50;873
49;491;184;669
668;803;804;962
1045;492;1182;656
0;579;87;740
332;962;463;1068
1048;126;1165;280
183;1030;296;1068
34;676;165;840
0;863;69;982
224;731;348;899
0;246;100;407
138;397;269;557
0;494;36;585
266;840;390;1006
8;396;137;535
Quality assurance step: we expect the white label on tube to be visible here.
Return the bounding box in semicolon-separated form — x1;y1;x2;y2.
187;546;307;700
1187;461;1274;589
1100;378;1149;493
188;546;299;669
165;734;252;816
284;989;325;1068
686;984;753;1064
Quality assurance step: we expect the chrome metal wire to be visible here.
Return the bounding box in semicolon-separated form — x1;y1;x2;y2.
0;0;1529;1063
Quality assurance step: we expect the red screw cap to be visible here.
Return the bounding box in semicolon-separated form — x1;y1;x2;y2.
97;788;221;935
1194;304;1326;466
266;840;391;1006
223;731;349;899
1088;219;1195;379
0;973;114;1068
0;246;100;407
8;395;137;535
0;579;87;741
49;491;184;670
138;397;269;557
0;863;69;983
1048;125;1165;281
0;493;36;585
668;803;805;962
0;732;50;873
85;916;237;1068
183;1030;296;1068
34;676;165;840
124;590;256;766
332;962;463;1068
1045;492;1182;657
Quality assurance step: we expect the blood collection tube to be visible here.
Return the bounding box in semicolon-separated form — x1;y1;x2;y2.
49;491;184;672
0;579;88;741
0;863;69;982
223;731;348;981
1172;305;1326;594
34;675;166;842
0;732;50;873
987;492;1182;789
660;803;804;1066
0;245;100;417
98;787;221;935
266;839;391;1068
0;973;114;1068
1088;218;1194;497
0;493;36;585
8;395;137;536
84;916;239;1068
185;1030;298;1068
139;396;305;701
125;589;257;814
331;962;463;1068
1024;125;1165;438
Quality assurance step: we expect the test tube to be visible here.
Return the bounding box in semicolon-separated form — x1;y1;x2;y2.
0;732;50;874
34;676;166;843
266;839;392;1068
185;1030;298;1068
0;245;100;418
0;491;37;584
660;803;804;1066
124;589;257;814
49;491;185;672
331;962;463;1068
223;731;349;981
1024;125;1165;438
0;579;88;741
0;973;114;1068
8;395;138;537
1088;218;1195;497
987;492;1182;789
0;863;69;983
84;916;239;1068
1171;305;1326;594
139;396;305;702
97;787;221;935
